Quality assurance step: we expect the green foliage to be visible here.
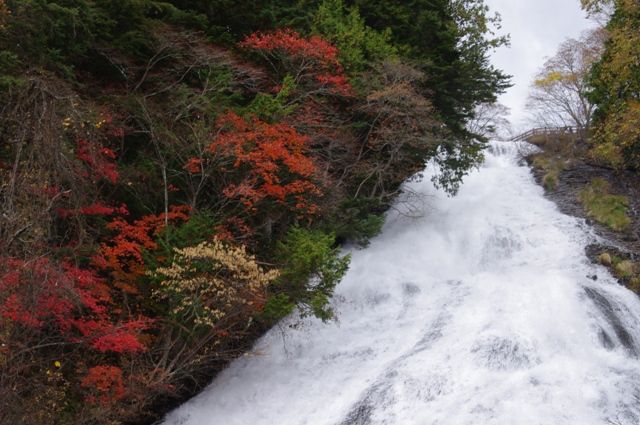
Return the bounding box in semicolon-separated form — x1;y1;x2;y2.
348;0;510;194
158;211;216;249
312;0;396;75
542;172;559;192
1;0;97;76
354;0;510;130
147;2;208;29
143;211;217;271
431;137;486;194
163;0;303;43
609;255;638;280
0;0;208;79
275;227;350;321
0;50;23;90
579;177;631;231
245;75;297;121
614;259;636;278
597;251;640;292
0;50;19;71
195;66;242;107
532;155;566;191
260;293;296;322
327;198;385;246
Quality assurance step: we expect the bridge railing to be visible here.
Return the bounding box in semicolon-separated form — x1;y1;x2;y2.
509;126;584;143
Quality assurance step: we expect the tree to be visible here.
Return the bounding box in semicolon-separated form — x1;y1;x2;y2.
584;0;640;169
272;227;350;321
349;0;510;193
240;28;353;96
526;29;605;131
467;102;511;139
311;0;396;76
184;111;323;240
352;0;511;133
353;60;441;198
0;1;516;423
581;0;615;23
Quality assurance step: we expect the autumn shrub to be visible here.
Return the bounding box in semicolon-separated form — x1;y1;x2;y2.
152;239;279;330
81;365;126;406
139;239;279;397
267;227;350;322
590;100;640;169
240;28;353;97
352;60;441;197
0;257;148;353
0;76;126;256
0;256;149;422
93;205;191;294
186;111;322;240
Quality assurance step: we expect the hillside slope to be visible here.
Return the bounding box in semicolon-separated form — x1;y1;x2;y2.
0;1;508;423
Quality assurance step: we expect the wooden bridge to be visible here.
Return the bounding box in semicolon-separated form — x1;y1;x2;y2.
509;126;584;142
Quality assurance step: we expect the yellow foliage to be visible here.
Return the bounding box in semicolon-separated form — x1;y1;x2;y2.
592;101;640;168
534;71;564;88
152;240;279;328
588;0;640;170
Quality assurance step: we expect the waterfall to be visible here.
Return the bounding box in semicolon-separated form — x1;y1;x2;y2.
162;141;640;425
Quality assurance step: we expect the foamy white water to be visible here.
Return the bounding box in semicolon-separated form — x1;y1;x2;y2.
163;142;640;425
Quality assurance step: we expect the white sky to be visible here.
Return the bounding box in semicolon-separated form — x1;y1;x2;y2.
484;0;594;132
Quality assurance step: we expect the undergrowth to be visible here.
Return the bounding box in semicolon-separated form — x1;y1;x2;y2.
579;178;631;231
531;154;567;191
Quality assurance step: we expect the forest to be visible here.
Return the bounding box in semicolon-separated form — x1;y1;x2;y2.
12;0;640;423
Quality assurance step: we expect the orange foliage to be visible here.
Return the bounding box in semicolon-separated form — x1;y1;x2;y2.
81;366;126;405
184;157;203;174
315;73;354;96
240;28;341;69
214;217;254;242
204;112;321;216
93;206;191;293
240;29;353;97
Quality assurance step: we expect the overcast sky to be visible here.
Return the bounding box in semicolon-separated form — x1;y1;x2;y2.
484;0;594;132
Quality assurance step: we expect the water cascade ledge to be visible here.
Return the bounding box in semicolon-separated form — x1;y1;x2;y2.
162;142;640;425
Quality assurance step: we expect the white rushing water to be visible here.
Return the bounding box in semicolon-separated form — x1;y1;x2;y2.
163;142;640;425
